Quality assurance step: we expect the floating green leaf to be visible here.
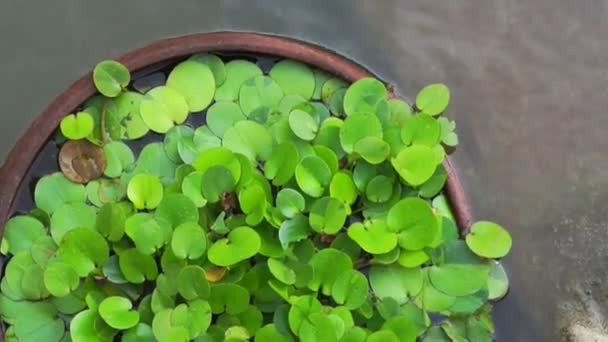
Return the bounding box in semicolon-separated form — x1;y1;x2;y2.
347;221;397;255
99;296;140;330
127;173;164;210
34;172;86;215
215;60;263;101
59;227;109;277
387;198;439;250
171;222;207;260
415;83;450;116
207;101;246;137
369;264;422;304
208;226;261;266
391;145;437;186
43;262;79;297
308;248;352;295
167;60;215;111
177;265;210;301
119;249;158;284
270;60;315;99
465;221;512;258
60;112;95;140
3;215;46;255
343;78;388;116
276;188;305;218
331;270;368;310
309;197;347;234
140;86;189;133
93;60;130;97
339;112;383;154
295;155;332;197
239;75;284;116
223;120;273;162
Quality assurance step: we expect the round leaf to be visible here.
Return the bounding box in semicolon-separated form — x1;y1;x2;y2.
43;262;79;297
487;261;509;300
308;248;352;295
59;227;109;277
353;136;390;164
347;221;397;254
155;193;199;227
428;264;489;296
60;112;94;140
387;198;439;250
401;113;441;147
415;83;450;116
309;197;347;234
223;120;272;162
239;75;284;116
369;265;422;304
215;60;262;101
189;53;226;85
391;145;437;186
465;221;512;258
339;112;382;153
208;226;261;266
140;86;189;133
269;60;315;99
331;270;368;310
103;141;134;178
295;155;332;198
167;60;215;111
171;222;207;260
93;60;130;97
177;265;210;301
329;171;357;205
289;109;318;141
34;173;86;215
119;249;159;284
264;142;299;186
3;215;46;254
99;296;140;330
343;78;388;116
127;174;164;210
207;101;246;137
276;188;305;218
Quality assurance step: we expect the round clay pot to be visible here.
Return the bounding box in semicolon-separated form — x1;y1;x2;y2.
0;32;472;257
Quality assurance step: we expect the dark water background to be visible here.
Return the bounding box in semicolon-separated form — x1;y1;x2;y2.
1;1;608;340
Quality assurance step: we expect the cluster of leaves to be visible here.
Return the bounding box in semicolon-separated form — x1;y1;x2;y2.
0;55;512;342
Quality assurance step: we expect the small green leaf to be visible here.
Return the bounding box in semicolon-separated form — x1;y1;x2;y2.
239;76;284;116
59;227;109;277
288;295;322;334
264;142;299;186
276;188;305;218
295;155;332;197
289;109;318;141
416;83;450;116
223;120;273;162
347;221;397;254
267;258;296;285
93;60;130;97
366;330;399;342
343;78;387;116
103;141;134;177
171;222;207;260
189;53;226;85
391;145;437;186
270;60;315;99
308;248;352;295
209;283;250;315
99;296;140;330
438;117;459;147
43;262;79;297
125;214;171;255
3;215;46;255
34;172;86;215
167;60;215;112
208;226;261;266
369;264;422;304
119;249;158;284
353;136;390;164
60;112;95;140
216;60;263;101
177;265;210;301
329;171;357;206
465;221;512;258
127;174;163;210
278;214;311;249
309;197;347;234
140;86;189;133
339;112;383;154
331;270;368;310
487;261;509;302
401;113;441;147
207;101;246;137
155;193;199;227
428;264;489;296
387;198;439;250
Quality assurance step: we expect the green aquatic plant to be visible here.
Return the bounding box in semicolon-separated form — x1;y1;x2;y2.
0;55;512;342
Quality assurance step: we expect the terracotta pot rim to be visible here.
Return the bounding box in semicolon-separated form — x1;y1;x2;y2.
0;31;472;238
